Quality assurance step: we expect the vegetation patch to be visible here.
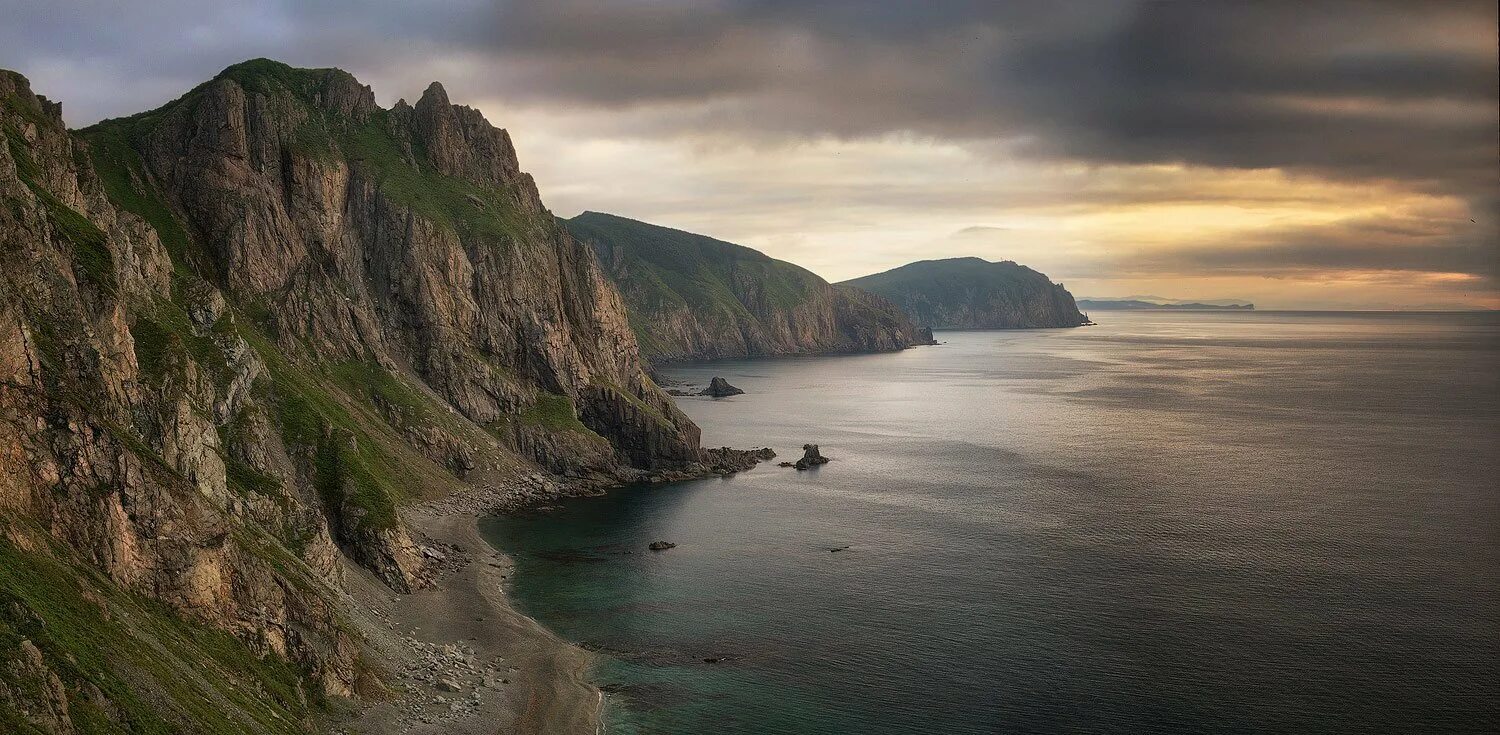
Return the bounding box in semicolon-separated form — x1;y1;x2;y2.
340;111;529;246
239;329;434;532
41;190;114;297
0;535;319;734
518;392;596;434
4;129;116;296
81;126;194;271
128;293;233;389
129;315;173;383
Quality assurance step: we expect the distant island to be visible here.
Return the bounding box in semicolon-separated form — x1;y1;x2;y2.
1078;298;1255;311
840;257;1089;329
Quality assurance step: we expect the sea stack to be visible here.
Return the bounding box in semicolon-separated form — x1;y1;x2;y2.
700;377;746;397
794;444;831;470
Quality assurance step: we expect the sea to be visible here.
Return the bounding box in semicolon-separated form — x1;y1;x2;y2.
480;310;1500;734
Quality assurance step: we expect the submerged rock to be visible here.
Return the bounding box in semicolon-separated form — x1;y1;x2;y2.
794;444;830;470
648;541;677;551
699;376;745;397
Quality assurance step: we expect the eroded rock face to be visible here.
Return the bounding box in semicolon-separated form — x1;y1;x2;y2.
114;63;699;473
0;66;359;706
0;59;725;727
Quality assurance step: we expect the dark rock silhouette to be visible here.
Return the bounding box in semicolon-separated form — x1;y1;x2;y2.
794;444;831;470
700;377;745;397
648;541;677;551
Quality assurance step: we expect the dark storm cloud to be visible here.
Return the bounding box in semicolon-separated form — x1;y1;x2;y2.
0;0;1495;301
3;0;1491;193
473;0;1498;193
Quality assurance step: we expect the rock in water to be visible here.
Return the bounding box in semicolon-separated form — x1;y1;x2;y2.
794;444;830;470
648;541;677;551
915;326;938;345
699;377;745;397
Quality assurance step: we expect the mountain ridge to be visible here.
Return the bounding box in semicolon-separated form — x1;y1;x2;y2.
564;211;932;363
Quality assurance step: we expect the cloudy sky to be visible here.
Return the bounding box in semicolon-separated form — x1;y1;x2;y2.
3;0;1496;308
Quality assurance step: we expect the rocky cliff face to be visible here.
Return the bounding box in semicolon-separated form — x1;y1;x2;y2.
840;257;1088;330
566;212;929;363
0;60;724;733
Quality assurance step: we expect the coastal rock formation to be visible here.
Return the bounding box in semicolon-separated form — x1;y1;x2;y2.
565;212;930;363
841;257;1088;329
648;541;677;551
0;60;754;732
794;444;831;470
700;377;745;397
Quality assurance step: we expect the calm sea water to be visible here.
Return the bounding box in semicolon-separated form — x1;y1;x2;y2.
482;311;1500;734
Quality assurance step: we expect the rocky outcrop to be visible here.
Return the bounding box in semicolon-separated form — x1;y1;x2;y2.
699;377;744;397
565;212;929;363
841;257;1088;329
0;65;362;730
0;59;749;732
793;444;830;470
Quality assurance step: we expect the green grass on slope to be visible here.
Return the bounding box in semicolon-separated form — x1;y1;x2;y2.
4;126;116;296
339;111;531;245
565;212;829;358
83;126;194;270
569;211;821;315
130;286;235;389
242;330;471;533
0;534;319;735
517;392;600;435
243;333;405;533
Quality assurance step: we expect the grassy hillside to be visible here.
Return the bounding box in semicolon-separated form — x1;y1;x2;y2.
841;257;1088;330
566;212;921;361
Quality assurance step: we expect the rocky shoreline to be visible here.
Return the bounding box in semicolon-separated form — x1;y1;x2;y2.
337;449;776;734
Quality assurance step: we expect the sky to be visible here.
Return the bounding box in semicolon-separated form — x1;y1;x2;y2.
2;0;1496;309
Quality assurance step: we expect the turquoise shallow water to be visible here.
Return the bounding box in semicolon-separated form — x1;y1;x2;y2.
481;311;1500;734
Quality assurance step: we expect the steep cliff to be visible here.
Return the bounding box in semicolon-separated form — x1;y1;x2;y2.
0;60;727;733
840;257;1088;330
566;212;930;363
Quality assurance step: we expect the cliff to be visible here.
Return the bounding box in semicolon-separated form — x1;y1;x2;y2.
565;212;930;363
0;60;733;733
840;257;1088;330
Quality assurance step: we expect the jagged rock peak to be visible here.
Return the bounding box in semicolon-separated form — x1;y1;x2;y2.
0;69;62;125
419;80;451;107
